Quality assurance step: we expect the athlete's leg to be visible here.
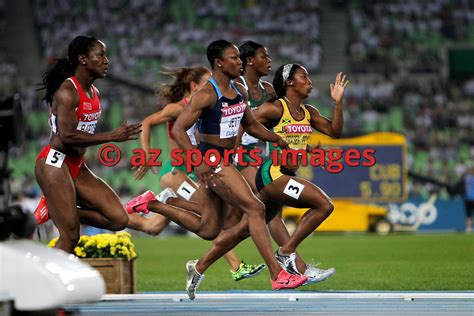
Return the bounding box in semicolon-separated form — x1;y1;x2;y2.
261;175;334;254
266;208;307;273
205;164;283;279
195;215;251;273
147;184;224;240
127;213;170;236
74;165;129;231
239;166;258;193
35;158;80;253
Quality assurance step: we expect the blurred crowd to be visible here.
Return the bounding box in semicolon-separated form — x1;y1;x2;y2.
32;0;322;85
342;75;473;198
2;0;473;206
348;0;474;73
0;0;18;97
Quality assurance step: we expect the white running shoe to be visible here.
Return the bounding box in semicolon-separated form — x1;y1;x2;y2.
156;187;177;203
275;248;301;275
186;259;205;300
303;264;336;285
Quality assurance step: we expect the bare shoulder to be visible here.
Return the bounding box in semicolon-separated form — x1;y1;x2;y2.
53;80;79;109
233;77;243;85
263;99;283;115
233;81;248;98
190;82;217;109
303;103;320;116
162;101;185;115
261;80;275;95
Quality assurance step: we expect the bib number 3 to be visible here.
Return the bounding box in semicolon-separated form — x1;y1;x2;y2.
45;149;65;168
283;179;305;200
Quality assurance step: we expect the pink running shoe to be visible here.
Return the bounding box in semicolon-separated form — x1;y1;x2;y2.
271;269;308;290
33;196;49;224
125;190;156;214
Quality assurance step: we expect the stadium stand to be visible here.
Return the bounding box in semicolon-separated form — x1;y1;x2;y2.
2;0;472;203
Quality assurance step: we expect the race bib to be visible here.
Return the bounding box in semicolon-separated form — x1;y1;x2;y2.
45;148;65;168
283;179;305;200
177;181;196;200
77;121;98;134
220;102;246;139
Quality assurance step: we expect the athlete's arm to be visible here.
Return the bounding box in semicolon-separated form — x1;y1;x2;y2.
140;102;182;156
55;82;141;147
172;84;215;151
308;72;347;138
134;102;183;179
252;100;283;127
305;105;340;138
241;101;286;148
232;82;246;149
261;81;277;101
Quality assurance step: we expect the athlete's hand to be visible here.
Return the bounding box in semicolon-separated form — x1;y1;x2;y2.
132;164;156;180
330;72;349;105
195;163;214;185
276;136;289;150
111;121;142;142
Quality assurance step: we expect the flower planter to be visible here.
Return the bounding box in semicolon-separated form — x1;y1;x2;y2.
82;258;136;294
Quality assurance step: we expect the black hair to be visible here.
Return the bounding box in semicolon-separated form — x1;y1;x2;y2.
238;40;264;69
206;39;233;68
39;35;99;105
272;63;303;99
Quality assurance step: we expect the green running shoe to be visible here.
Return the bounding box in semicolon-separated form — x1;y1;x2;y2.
231;261;266;281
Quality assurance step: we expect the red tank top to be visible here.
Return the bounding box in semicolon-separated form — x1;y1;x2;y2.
49;76;102;135
167;98;189;140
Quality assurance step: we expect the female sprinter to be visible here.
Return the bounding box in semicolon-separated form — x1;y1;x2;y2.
35;35;141;253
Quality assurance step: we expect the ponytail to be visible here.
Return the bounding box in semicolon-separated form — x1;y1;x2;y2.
38;35;98;105
158;66;210;104
40;58;74;105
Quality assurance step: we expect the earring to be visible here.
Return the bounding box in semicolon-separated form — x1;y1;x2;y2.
248;62;253;66
83;62;86;65
218;64;222;67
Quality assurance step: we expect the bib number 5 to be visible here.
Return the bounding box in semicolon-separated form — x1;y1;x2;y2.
45;149;65;168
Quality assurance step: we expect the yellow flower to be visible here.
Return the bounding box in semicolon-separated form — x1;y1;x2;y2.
48;237;58;248
74;247;86;258
49;233;137;260
120;247;130;260
109;235;118;247
97;238;108;249
130;249;137;259
77;235;90;246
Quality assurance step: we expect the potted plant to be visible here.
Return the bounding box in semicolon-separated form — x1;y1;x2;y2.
48;232;137;294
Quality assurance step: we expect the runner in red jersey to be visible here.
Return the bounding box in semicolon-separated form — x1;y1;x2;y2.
35;35;141;253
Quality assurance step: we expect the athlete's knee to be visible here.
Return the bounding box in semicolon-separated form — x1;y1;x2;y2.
320;200;334;218
237;225;250;239
108;211;129;231
243;199;266;219
159;173;173;188
199;229;220;241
